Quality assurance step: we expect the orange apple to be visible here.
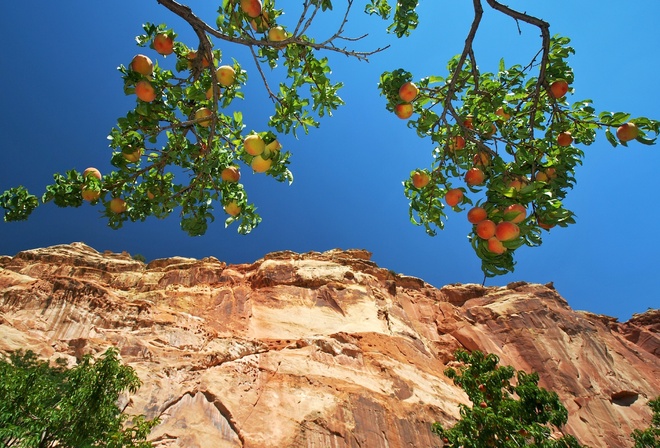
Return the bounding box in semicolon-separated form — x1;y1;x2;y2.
394;103;413;119
186;50;210;68
216;65;236;87
122;147;142;163
411;171;430;189
472;152;491;166
153;33;174;55
476;220;496;239
83;167;102;180
251;155;272;172
544;167;557;180
616;122;639;142
495;221;520;241
268;26;287;42
195;107;213;126
465;168;485;186
507;177;527;191
109;198;127;214
205;85;222;100
535;171;549;182
244;134;265;156
449;135;466;151
130;54;153;76
224;201;241;216
445;188;463;207
549;80;568;99
467;207;487;224
81;186;100;202
250;11;270;32
495;106;511;120
398;82;419;103
557;131;573;147
503;204;526;223
240;0;262;18
221;166;241;183
135;80;156;102
487;237;507;254
265;140;282;152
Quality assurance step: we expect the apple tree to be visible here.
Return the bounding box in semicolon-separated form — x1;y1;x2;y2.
1;0;658;276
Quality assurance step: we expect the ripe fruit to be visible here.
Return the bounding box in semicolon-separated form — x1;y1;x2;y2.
479;401;488;408
250;11;270;32
537;218;555;230
478;384;486;392
557;131;573;147
244;134;265;156
122;147;142;163
153;33;174;55
83;167;102;180
503;204;526;223
495;221;520;241
487;237;507;255
398;82;419;103
224;201;241;216
135;80;156;102
544;167;558;179
394;103;413;119
240;0;262;18
221;166;241;183
216;65;236;87
463;115;474;129
465;168;485;186
476;220;496;239
507;177;527;191
268;26;287;42
495;107;511;120
535;171;549;182
550;80;568;99
616;122;639;142
449;136;466;151
467;207;487;224
130;54;153;76
411;171;430;189
195;107;213;126
251;155;272;172
472;152;491;166
81;187;100;202
186;51;210;68
445;188;463;207
265;140;282;152
109;198;127;214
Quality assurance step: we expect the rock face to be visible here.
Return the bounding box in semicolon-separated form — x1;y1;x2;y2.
0;242;658;448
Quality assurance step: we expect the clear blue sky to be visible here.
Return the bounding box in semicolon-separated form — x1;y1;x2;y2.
1;1;658;321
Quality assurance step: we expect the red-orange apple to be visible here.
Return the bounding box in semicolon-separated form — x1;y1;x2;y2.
244;134;265;155
477;220;496;239
216;65;236;87
467;207;487;224
545;167;557;179
394;103;413;119
487;237;507;254
130;54;153;76
463;115;474;129
495;221;520;241
616;122;639;142
251;155;272;172
224;201;241;216
153;33;174;55
445;188;463;207
411;171;430;189
535;171;549;182
83;167;102;180
465;168;485;186
398;82;419;102
503;204;526;223
550;80;568;98
472;152;491;166
81;187;100;202
268;26;287;42
186;50;210;68
537;218;555;230
495;106;511;120
135;80;156;102
449;135;466;151
265;140;282;152
557;131;573;147
195;107;213;126
240;0;262;18
221;166;241;183
109;198;127;214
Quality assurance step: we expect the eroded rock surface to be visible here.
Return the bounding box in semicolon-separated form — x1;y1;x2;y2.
0;243;657;447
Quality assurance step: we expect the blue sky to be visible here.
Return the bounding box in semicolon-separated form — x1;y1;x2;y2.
1;1;658;320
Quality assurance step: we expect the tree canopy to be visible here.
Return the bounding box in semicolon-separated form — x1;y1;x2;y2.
1;0;658;277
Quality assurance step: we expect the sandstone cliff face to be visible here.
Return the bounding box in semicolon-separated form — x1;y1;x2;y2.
0;243;657;448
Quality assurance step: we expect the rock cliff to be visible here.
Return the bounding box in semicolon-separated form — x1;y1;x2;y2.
0;243;657;447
